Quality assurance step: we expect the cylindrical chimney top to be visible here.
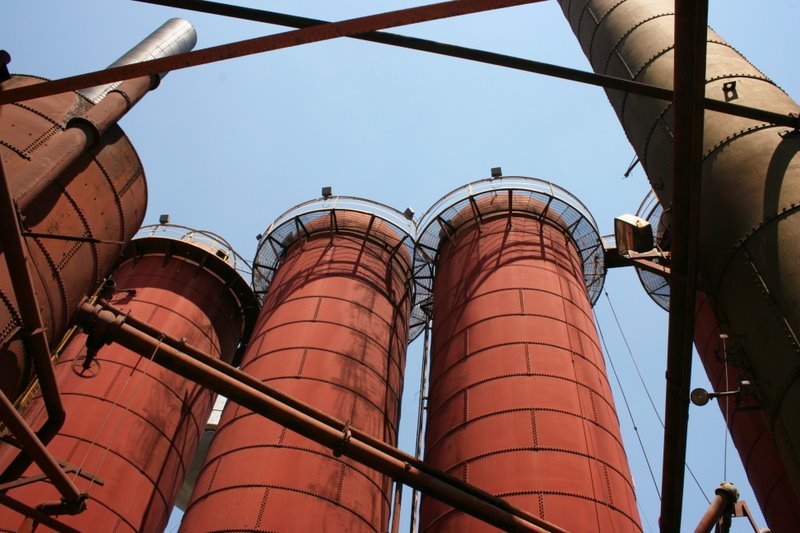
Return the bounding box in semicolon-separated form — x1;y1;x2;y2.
79;18;197;103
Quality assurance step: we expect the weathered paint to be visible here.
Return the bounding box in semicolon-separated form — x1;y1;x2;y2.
0;232;256;532
557;0;800;508
695;293;800;532
419;186;641;532
0;75;147;399
181;207;413;532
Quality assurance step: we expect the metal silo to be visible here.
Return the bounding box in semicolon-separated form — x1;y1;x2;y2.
180;197;417;531
0;224;257;532
415;177;641;531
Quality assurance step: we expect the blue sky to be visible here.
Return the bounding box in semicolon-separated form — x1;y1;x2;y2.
4;1;798;531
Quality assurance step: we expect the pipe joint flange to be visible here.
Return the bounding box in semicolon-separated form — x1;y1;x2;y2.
85;308;127;356
332;422;352;458
65;116;101;149
37;492;88;515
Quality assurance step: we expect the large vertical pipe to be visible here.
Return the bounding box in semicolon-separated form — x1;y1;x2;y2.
0;225;257;532
415;177;640;532
557;0;800;509
180;197;417;532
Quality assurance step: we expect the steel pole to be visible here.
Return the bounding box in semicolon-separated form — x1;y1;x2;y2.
660;1;708;530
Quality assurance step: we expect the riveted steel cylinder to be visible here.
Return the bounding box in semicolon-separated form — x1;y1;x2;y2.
558;0;800;510
0;226;257;533
416;178;640;532
180;198;416;532
0;75;147;399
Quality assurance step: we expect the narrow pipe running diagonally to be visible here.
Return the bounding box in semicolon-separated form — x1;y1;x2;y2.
0;225;257;533
557;0;800;526
415;177;641;532
180;197;418;532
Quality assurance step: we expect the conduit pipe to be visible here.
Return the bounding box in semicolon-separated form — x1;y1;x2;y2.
14;75;155;212
73;301;567;533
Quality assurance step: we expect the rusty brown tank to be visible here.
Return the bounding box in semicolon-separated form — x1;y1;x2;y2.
0;225;257;532
179;198;417;532
558;0;800;514
0;75;148;399
415;178;641;531
694;294;800;532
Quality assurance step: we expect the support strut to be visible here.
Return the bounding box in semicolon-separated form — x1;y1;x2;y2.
74;301;567;533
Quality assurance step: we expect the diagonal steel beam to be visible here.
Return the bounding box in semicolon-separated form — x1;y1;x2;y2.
135;0;800;128
74;300;567;533
0;0;541;104
659;0;709;530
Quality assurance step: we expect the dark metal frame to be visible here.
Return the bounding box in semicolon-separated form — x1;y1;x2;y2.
1;0;788;529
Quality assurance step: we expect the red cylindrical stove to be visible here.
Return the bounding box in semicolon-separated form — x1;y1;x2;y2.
416;178;641;532
180;198;417;532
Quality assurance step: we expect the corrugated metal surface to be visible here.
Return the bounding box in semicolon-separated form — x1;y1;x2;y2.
181;207;413;532
0;232;255;532
0;74;146;400
418;185;641;532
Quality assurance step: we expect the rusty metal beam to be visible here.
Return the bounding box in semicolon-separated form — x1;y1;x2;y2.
660;0;708;530
135;0;800;129
0;389;83;508
0;0;542;104
0;155;66;474
693;483;738;533
0;493;81;533
74;301;567;533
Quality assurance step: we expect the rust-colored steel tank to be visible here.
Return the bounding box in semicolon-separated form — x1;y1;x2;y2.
695;293;800;532
0;75;147;399
180;197;419;532
415;177;641;532
558;0;800;509
0;225;258;532
0;18;196;402
635;190;800;528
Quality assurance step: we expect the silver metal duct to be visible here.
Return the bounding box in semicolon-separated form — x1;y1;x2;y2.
79;18;197;103
556;0;800;525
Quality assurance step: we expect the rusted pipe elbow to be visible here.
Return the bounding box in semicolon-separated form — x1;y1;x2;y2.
37;493;88;516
